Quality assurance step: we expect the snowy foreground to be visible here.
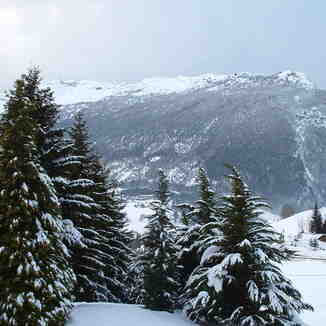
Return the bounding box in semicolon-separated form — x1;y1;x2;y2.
66;260;326;326
66;302;194;326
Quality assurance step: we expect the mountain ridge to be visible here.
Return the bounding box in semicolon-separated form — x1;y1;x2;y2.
0;70;315;110
1;71;325;212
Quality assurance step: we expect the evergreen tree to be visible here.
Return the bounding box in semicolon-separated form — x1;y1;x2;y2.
309;237;319;250
128;244;146;304
67;112;108;301
310;202;323;234
184;166;313;325
177;167;217;291
142;170;180;312
68;112;131;302
9;68;75;193
2;68;85;251
0;75;75;325
92;164;132;303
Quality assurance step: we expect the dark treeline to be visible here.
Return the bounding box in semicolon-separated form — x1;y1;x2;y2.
0;69;313;325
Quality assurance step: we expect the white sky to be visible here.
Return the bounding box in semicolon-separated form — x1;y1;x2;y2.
1;1;326;89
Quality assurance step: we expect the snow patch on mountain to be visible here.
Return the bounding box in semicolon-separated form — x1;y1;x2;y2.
273;207;326;236
0;71;315;111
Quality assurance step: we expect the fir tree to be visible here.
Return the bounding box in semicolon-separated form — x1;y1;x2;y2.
177;168;217;291
310;202;323;234
0;75;75;325
142;170;180;312
92;165;132;303
128;244;146;304
67;112;108;301
68;112;131;302
309;237;319;250
184;166;313;325
9;68;75;191
3;68;85;251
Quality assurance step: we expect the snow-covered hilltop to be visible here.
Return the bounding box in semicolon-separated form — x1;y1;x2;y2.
0;70;315;110
44;71;314;105
0;70;315;109
0;71;307;108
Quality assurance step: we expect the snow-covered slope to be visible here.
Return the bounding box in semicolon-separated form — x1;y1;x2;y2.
273;207;326;236
65;260;326;326
66;303;194;326
0;70;308;107
45;71;314;105
0;70;314;109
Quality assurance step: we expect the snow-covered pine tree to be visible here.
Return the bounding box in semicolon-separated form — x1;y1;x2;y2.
127;244;146;304
90;161;132;303
184;165;313;325
177;168;217;291
310;202;323;234
67;112;108;302
68;112;132;302
8;68;85;251
142;170;180;312
0;75;75;325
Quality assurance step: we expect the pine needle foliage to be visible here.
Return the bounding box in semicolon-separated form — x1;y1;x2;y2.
142;170;180;312
310;202;323;234
177;167;218;292
0;73;75;325
68;112;131;302
6;68;84;249
184;165;313;325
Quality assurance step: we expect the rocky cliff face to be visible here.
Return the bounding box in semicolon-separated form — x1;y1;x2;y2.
4;71;326;211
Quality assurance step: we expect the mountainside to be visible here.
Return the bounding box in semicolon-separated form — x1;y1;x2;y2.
3;71;326;211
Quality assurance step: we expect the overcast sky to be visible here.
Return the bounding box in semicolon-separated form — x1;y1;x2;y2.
1;1;326;89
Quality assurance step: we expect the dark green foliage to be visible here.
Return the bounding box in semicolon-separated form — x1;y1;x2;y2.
68;112;131;302
177;167;217;292
0;73;75;325
96;172;132;303
9;68;73;181
128;244;146;304
310;202;324;234
309;237;319;250
142;170;180;312
67;112;108;301
7;68;83;248
184;165;313;325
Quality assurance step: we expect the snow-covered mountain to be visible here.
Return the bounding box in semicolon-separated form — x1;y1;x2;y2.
0;70;312;108
2;71;325;211
45;70;314;105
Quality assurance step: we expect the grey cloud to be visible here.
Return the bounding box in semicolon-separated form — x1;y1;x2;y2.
1;1;326;89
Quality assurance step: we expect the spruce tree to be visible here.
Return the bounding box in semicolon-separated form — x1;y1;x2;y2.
67;112;108;301
142;170;180;312
10;68;75;191
0;75;75;325
91;163;132;303
310;202;323;234
128;244;146;304
4;68;85;251
68;112;131;302
177;167;217;291
184;166;313;325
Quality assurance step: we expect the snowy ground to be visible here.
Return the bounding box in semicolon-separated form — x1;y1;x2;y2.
66;302;195;326
282;260;326;326
66;260;326;326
